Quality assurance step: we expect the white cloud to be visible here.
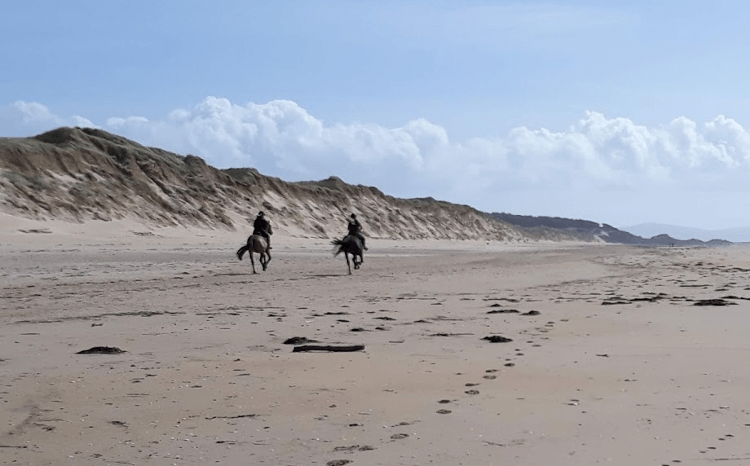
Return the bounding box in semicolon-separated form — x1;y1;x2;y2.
4;98;750;227
0;101;95;136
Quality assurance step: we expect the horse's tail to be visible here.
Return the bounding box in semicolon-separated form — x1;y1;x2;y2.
236;245;249;261
331;238;344;257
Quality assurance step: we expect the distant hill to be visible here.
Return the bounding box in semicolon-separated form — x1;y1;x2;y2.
622;223;750;243
491;213;732;247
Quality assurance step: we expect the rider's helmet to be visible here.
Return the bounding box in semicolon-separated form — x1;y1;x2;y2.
350;213;356;219
258;211;265;217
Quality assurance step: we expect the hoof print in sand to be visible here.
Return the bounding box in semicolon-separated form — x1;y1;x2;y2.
76;346;126;355
333;445;375;452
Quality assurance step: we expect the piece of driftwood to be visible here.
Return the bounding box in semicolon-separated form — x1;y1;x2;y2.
292;344;365;353
76;346;127;354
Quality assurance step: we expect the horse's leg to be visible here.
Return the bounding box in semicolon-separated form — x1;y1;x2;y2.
250;252;257;274
264;249;272;270
346;252;352;275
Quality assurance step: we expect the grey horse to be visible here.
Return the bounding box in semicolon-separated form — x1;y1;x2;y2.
236;235;271;273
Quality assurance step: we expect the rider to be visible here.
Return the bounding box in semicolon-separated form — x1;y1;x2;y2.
253;211;272;249
347;213;368;250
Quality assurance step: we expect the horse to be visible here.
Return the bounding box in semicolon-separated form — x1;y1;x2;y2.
331;235;364;275
236;235;271;273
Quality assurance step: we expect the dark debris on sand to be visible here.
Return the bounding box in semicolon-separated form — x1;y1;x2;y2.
283;336;320;345
292;344;365;353
76;346;127;355
482;335;513;343
693;298;737;306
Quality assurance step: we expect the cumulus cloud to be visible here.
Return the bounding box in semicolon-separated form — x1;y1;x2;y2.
4;98;750;222
0;101;95;136
103;98;436;188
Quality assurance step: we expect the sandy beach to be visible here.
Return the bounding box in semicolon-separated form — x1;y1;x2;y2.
2;224;750;465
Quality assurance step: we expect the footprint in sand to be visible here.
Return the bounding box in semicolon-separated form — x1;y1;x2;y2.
333;445;376;452
437;399;453;413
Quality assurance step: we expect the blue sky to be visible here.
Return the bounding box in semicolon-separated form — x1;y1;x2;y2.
3;0;750;230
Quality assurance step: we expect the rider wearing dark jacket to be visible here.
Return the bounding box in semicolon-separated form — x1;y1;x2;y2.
253;211;272;249
347;213;368;250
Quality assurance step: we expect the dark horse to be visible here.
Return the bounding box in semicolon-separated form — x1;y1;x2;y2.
332;235;364;275
236;235;271;273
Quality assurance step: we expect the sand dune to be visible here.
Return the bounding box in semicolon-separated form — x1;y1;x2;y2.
0;127;543;242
